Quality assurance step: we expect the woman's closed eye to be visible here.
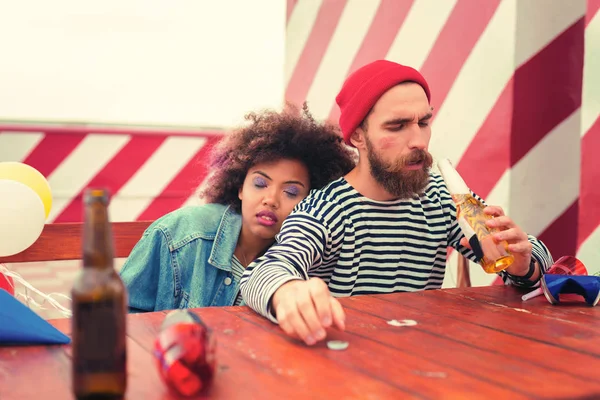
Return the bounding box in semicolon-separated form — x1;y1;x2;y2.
284;186;300;198
253;177;268;189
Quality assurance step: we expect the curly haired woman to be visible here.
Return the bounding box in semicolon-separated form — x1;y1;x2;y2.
120;105;356;312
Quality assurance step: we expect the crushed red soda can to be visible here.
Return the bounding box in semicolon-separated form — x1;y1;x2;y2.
153;310;217;397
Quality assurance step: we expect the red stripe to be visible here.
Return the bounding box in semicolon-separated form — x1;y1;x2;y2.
327;0;415;123
53;135;167;223
538;201;579;259
510;18;585;165
587;0;600;26
457;18;585;199
136;137;221;221
21;133;86;178
492;276;504;286
419;0;501;112
287;0;298;24
285;0;347;106
456;81;513;197
578;115;600;247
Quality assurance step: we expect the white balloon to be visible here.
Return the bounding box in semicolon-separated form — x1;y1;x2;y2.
0;179;46;257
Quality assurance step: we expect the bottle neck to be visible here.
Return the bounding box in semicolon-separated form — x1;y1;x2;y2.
437;159;470;196
82;202;114;269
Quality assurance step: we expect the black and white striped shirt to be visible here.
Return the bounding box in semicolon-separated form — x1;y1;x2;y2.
231;256;246;306
240;173;553;322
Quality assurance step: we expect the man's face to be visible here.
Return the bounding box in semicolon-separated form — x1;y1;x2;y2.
355;82;433;198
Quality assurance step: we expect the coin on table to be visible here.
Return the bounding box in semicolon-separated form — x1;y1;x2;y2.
387;319;417;327
327;340;349;351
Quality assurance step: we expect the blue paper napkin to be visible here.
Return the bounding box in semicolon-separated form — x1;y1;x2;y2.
0;288;71;345
541;275;600;306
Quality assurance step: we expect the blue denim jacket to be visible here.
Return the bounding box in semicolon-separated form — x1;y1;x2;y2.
119;203;243;312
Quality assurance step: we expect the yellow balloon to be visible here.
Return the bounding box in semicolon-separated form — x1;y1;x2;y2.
0;162;52;219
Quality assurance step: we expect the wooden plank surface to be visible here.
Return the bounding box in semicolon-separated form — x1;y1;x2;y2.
1;286;599;399
374;288;600;357
0;221;151;263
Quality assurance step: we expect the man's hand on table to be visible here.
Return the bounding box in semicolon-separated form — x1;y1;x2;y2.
271;277;346;346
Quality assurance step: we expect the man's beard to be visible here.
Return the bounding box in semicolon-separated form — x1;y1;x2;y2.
365;136;433;199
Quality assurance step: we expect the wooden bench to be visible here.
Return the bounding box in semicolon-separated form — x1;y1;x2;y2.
0;221;473;288
0;221;152;264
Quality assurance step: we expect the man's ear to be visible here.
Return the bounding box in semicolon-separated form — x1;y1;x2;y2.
238;187;243;201
350;128;367;150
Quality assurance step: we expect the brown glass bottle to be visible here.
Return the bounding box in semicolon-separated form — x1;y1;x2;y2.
71;188;127;399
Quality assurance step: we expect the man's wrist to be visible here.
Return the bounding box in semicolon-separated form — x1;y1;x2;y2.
513;257;536;279
268;277;303;321
505;253;532;275
506;257;540;286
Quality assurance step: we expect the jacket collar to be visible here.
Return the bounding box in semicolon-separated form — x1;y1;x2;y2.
208;205;242;271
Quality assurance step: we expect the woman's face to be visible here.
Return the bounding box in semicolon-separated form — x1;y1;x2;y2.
238;158;310;240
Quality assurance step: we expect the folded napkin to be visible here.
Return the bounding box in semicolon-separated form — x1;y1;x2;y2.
0;288;71;345
541;275;600;306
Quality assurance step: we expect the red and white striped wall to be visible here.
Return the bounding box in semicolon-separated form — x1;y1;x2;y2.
577;0;600;276
0;125;223;224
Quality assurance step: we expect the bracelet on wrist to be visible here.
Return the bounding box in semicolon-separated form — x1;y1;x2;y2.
506;257;537;285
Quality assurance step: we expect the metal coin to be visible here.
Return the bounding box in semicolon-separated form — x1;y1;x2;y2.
326;340;349;351
387;319;417;327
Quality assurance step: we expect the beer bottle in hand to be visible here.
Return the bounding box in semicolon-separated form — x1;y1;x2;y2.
71;188;127;399
437;159;514;274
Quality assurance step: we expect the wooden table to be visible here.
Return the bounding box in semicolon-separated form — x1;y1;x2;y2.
1;286;599;399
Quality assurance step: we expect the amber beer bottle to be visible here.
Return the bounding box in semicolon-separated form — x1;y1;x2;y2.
71;188;127;399
437;159;514;273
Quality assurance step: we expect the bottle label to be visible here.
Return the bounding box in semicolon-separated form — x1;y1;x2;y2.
453;194;490;261
452;195;492;236
73;299;126;374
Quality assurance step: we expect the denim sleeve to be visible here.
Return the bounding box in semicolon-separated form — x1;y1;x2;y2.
119;226;172;313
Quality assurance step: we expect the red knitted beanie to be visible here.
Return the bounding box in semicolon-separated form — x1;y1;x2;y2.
335;60;431;146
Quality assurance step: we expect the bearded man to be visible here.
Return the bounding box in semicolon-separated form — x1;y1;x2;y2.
240;60;553;346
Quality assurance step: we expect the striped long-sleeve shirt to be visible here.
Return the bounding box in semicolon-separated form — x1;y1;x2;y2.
240;173;554;322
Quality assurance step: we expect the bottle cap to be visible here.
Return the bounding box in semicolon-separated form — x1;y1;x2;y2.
83;188;110;204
